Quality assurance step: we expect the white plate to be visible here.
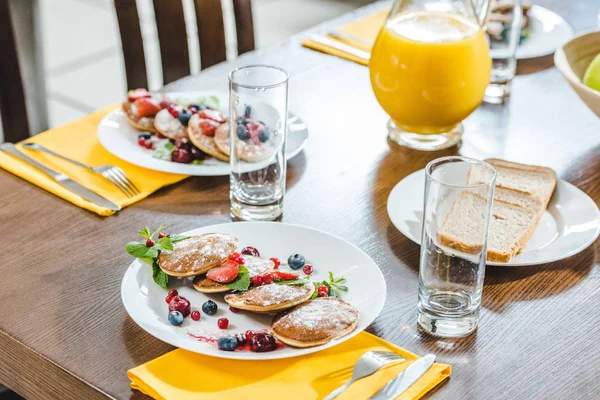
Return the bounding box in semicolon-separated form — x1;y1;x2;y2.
516;6;574;59
98;92;308;176
121;222;386;360
387;169;600;267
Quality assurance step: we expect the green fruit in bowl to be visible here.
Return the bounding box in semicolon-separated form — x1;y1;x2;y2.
583;53;600;92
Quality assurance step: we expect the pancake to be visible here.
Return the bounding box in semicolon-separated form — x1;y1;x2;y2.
216;121;281;163
122;102;156;132
224;283;315;314
158;233;238;277
188;113;229;162
192;255;275;293
214;122;231;155
153;109;187;140
271;297;359;348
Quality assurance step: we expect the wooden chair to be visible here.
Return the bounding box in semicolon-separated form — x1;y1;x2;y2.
114;0;255;90
0;0;31;142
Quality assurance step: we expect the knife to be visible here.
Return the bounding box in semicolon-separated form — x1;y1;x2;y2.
369;354;436;400
0;143;121;211
306;34;371;62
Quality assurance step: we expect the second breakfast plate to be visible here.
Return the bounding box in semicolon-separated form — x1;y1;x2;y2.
387;169;600;267
97;92;308;176
121;222;386;360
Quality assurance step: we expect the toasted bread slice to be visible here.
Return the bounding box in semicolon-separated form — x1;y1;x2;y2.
157;233;238;277
224;283;315;314
192;256;275;293
271;298;359;348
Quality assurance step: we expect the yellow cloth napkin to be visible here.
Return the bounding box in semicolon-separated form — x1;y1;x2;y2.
302;10;389;66
0;105;187;216
128;332;451;400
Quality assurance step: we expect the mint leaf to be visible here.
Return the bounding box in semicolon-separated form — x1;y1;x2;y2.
138;227;151;240
311;282;320;299
126;242;158;259
328;271;334;283
333;284;348;292
225;265;250;291
168;234;190;243
155;236;173;251
192;160;204;165
151;225;166;239
206;96;220;109
152;261;169;289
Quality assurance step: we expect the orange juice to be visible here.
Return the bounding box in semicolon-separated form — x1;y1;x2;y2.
369;12;491;134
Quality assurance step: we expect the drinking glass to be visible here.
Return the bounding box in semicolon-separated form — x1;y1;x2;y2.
417;156;496;337
484;0;523;103
229;65;289;221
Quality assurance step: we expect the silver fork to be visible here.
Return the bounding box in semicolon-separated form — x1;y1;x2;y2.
23;143;140;198
323;351;405;400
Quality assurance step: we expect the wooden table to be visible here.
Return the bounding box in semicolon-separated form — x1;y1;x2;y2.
1;1;599;399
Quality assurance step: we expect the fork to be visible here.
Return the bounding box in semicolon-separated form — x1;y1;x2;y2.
23;143;140;198
323;351;405;400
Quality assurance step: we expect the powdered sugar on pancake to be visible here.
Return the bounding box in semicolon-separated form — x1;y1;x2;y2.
242;255;274;277
154;109;186;139
158;233;238;274
226;283;312;307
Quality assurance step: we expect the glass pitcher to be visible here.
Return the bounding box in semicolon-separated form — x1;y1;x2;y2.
369;0;492;151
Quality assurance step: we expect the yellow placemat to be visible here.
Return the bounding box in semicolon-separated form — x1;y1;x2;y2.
302;9;389;66
128;332;451;400
0;105;188;216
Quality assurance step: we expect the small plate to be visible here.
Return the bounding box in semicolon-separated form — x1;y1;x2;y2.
97;92;308;176
516;6;574;59
121;222;386;360
387;169;600;267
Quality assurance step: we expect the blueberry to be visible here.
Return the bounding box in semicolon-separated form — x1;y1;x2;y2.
202;300;218;315
177;109;192;126
138;132;152;140
236;116;246;124
168;311;184;326
217;336;238;351
244;105;252;117
191;103;206;110
258;126;270;143
288;254;305;270
236;124;249;140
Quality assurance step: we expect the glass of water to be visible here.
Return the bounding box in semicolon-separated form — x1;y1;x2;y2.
484;0;523;104
417;156;496;337
229;65;289;221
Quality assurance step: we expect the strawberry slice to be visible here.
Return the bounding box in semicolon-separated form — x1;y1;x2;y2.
271;271;299;281
134;97;162;118
207;260;239;283
128;88;152;102
199;119;221;136
198;109;226;123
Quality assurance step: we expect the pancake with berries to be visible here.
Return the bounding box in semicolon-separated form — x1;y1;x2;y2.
224;282;315;314
271;297;359;348
193;255;275;293
188;110;229;162
122;88;162;132
219;115;280;163
158;233;238;277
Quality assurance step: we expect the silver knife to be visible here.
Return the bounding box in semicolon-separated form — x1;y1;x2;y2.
0;143;121;211
370;354;436;400
306;34;371;61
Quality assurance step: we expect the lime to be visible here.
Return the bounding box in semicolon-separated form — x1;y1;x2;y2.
583;53;600;91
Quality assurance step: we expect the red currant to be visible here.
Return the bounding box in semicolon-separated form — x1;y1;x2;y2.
146;239;154;247
165;294;174;304
155;132;166;139
158;232;167;239
229;252;245;264
167;289;178;297
317;285;329;297
270;257;281;269
245;330;255;342
191;310;200;321
217;318;229;329
252;275;264;286
167;104;179;118
318;291;328;298
137;137;147;147
229;306;239;313
303;264;314;275
241;246;260;257
262;274;273;284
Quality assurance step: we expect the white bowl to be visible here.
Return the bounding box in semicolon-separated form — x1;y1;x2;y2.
554;29;600;118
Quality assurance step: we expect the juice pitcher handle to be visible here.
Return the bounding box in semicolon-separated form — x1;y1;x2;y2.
471;0;492;28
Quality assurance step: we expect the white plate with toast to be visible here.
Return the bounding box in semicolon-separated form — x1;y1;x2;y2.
388;168;600;267
121;222;386;360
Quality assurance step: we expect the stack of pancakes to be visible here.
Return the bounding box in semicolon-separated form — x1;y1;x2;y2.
158;233;359;348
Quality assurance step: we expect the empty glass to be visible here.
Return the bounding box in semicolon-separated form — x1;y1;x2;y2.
229;65;289;221
484;0;523;103
417;156;496;337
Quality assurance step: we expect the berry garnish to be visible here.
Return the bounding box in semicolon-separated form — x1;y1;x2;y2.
270;257;280;269
245;120;261;137
250;332;277;352
244;105;252;117
202;300;217;315
159;98;172;108
217;318;229;329
288;254;305;270
158;232;167;239
217;336;237;351
251;275;264;286
167;289;178;297
198;109;226;123
134;97;161;118
258;127;270;143
155;132;166;139
146;239;154;247
168;311;184;326
191;310;201;321
245;330;255;342
167;104;179;118
229;306;239;313
199;119;220;136
235;333;247;346
177;109;192;126
165;294;174;304
128;88;152;102
317;285;329;297
171;148;193;164
206;260;239;283
236;124;248;140
229;252;245;264
168;296;191;317
271;271;299;281
138;132;152;140
302;264;313;275
175;137;191;150
190;145;207;160
241;246;260;257
262;274;273;284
